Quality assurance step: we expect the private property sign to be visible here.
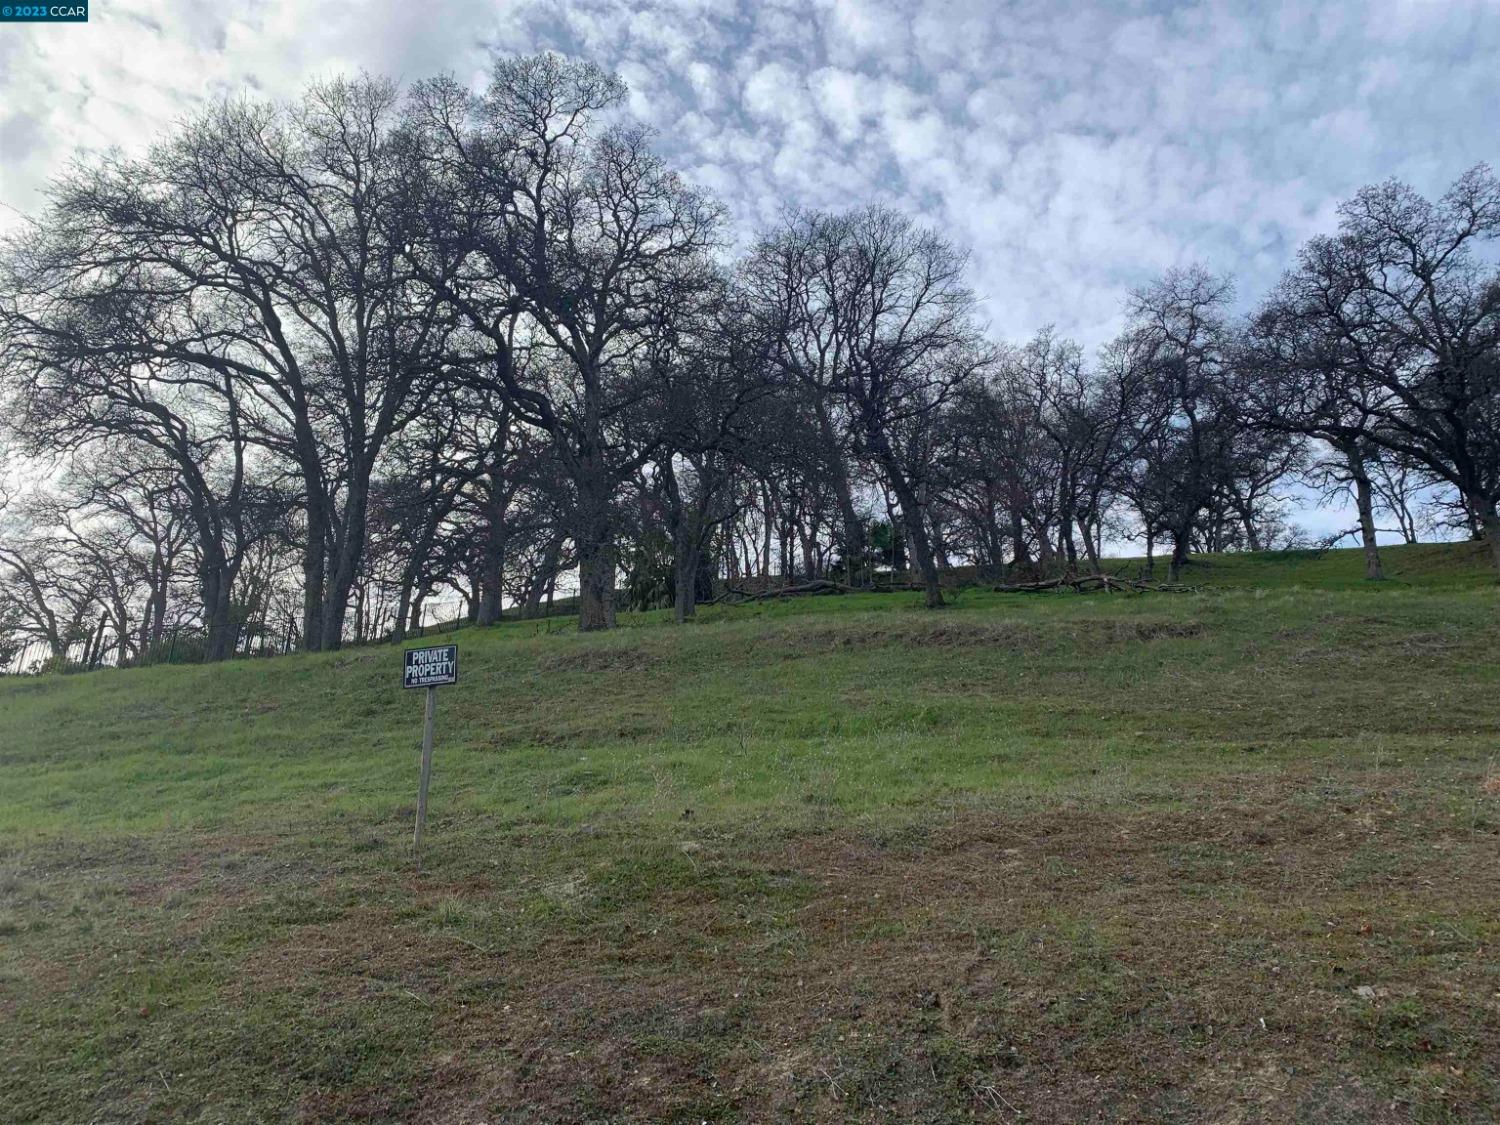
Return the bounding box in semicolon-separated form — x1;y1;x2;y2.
404;644;458;689
404;642;458;866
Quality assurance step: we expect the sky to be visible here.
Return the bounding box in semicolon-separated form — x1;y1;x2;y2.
1;0;1496;537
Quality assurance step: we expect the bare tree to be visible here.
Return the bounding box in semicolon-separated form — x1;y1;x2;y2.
1252;166;1500;571
0;254;254;658
1368;452;1448;545
747;206;992;607
1126;267;1245;581
1;76;460;650
53;450;194;657
649;283;776;622
0;515;102;662
407;54;724;630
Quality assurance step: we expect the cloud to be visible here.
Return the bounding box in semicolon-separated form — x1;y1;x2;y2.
2;0;1497;354
743;61;806;123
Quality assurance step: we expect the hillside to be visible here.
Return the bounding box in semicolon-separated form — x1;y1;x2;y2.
2;543;1499;1122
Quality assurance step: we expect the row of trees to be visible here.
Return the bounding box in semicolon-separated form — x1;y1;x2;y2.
1;54;1497;667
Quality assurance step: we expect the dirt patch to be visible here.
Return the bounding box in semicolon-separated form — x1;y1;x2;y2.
536;642;660;674
10;773;1497;1123
1128;620;1204;640
126;857;206;905
237;779;1500;1120
775;617;1204;658
705;788;1499;1122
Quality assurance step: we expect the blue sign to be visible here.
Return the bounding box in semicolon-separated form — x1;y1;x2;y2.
404;644;457;689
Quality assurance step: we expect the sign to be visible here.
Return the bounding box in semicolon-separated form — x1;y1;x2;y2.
404;643;458;868
404;644;457;689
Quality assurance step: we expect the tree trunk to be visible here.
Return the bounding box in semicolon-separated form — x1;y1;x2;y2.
910;526;943;608
142;580;168;655
578;536;615;630
982;509;1004;581
883;466;943;609
1355;479;1384;580
1009;506;1031;581
476;502;506;627
816;401;862;585
353;585;367;644
1167;531;1190;584
929;519;949;575
760;482;774;579
800;529;818;581
181;487;238;662
84;613;108;669
673;536;700;624
115;608;132;666
1035;521;1058;576
666;461;705;625
1078;516;1102;574
1059;496;1078;574
1244;520;1262;552
200;554;238;663
575;475;616;631
138;601;154;660
391;573;414;644
522;533;564;619
695;542;717;604
301;501;328;652
1345;444;1384;581
1475;498;1500;575
319;476;374;652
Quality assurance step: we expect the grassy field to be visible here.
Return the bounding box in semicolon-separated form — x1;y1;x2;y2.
2;543;1498;1123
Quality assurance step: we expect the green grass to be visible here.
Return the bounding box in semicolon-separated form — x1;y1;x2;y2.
1124;539;1498;590
2;542;1498;1122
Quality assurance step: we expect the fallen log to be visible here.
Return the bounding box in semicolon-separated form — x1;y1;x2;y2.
711;578;855;604
711;577;933;604
992;574;1199;595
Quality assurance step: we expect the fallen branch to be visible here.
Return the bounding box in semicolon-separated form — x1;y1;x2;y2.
992;574;1199;595
711;578;855;603
711;577;933;603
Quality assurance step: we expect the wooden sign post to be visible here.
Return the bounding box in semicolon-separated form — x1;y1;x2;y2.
403;643;458;866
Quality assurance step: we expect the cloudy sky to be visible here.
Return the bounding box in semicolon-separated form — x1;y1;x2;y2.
3;0;1497;347
1;0;1496;536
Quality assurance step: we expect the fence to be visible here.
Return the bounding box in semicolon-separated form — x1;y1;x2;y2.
1;618;296;677
0;595;578;677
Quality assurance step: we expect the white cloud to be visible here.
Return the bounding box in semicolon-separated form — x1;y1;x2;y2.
2;0;1496;352
743;62;805;123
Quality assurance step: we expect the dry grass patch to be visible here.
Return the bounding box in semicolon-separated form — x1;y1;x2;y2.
766;616;1206;660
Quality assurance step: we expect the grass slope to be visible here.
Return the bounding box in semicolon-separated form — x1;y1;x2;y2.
2;542;1498;1122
